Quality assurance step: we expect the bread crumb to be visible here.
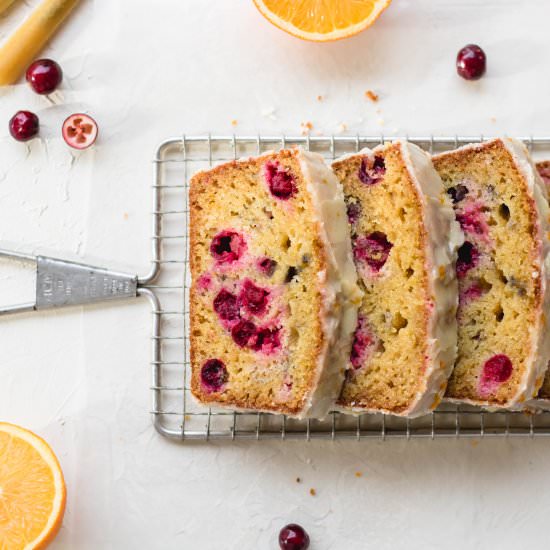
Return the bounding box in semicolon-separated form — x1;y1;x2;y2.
365;90;379;102
471;439;479;447
123;212;129;220
309;488;316;496
316;95;323;102
490;116;497;123
355;471;362;478
337;122;347;134
231;119;238;127
300;121;313;135
296;477;302;483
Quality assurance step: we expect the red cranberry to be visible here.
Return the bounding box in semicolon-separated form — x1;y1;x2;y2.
346;201;361;224
350;316;375;369
200;359;228;392
480;354;513;395
482;354;513;383
264;161;297;200
231;320;257;348
26;59;62;94
456;44;486;80
456;204;488;238
279;524;310;550
239;279;269;316
9;111;39;142
460;281;485;304
456;241;479;278
257;257;277;277
354;231;393;272
210;230;246;264
358;155;385;185
251;326;281;354
213;289;240;321
62;113;98;150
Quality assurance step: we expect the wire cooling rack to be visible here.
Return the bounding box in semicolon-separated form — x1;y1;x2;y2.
147;135;550;441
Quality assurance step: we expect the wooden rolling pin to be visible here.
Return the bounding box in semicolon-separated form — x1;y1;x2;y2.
0;0;18;16
0;0;80;86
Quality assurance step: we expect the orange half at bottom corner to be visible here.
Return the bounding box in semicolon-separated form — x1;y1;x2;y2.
0;422;66;550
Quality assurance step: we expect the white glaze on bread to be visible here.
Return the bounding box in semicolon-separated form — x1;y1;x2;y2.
297;149;362;418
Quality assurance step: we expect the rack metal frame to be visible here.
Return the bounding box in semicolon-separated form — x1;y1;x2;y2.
146;134;550;441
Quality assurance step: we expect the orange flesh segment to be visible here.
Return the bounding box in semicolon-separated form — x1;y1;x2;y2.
254;0;391;41
0;424;65;550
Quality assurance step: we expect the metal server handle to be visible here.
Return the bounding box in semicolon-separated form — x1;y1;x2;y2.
0;250;138;315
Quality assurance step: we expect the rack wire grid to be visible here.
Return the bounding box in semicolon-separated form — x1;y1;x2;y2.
147;134;550;441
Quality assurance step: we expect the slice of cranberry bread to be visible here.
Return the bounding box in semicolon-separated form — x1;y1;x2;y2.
433;138;550;408
190;148;361;418
332;140;462;417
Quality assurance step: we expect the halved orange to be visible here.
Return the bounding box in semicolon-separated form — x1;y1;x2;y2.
0;423;66;550
252;0;392;42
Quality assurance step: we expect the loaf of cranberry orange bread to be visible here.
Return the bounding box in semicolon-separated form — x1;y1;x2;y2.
332;140;462;417
190;148;361;418
433;138;550;408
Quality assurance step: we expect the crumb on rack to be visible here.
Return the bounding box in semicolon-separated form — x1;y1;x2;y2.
300;121;313;136
296;477;302;483
123;212;129;221
231;119;238;127
316;95;323;102
309;488;316;496
471;439;479;447
365;90;379;102
355;471;362;478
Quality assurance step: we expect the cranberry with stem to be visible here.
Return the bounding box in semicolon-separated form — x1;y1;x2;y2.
26;59;62;95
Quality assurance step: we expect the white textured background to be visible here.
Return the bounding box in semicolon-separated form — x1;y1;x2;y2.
1;1;550;548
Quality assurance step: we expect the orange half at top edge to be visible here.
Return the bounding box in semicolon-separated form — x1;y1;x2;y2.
252;0;392;42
